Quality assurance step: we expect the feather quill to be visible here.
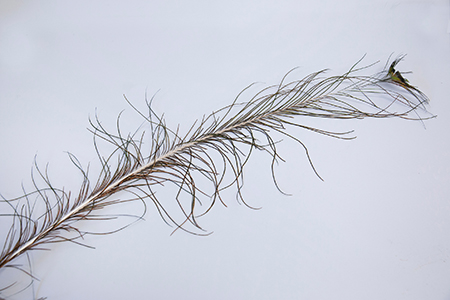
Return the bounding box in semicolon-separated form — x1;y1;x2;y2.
0;56;433;297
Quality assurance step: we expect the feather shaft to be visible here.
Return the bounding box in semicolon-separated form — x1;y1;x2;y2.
0;57;435;296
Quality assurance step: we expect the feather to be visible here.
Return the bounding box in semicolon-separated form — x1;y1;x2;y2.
0;56;434;297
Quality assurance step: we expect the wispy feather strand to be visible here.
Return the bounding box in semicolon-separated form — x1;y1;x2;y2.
0;56;433;297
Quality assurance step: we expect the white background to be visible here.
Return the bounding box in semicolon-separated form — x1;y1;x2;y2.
0;1;449;299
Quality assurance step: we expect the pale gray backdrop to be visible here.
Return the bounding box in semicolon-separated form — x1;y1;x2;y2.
0;1;449;299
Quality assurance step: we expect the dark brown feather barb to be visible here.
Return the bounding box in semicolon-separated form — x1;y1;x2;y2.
0;56;434;297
